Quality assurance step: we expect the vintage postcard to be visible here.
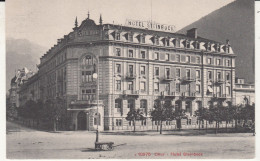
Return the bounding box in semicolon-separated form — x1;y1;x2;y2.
2;0;258;160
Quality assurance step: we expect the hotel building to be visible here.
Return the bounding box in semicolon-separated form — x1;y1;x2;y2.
18;14;236;131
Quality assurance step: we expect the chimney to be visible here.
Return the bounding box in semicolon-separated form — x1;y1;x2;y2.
226;39;230;45
186;28;198;39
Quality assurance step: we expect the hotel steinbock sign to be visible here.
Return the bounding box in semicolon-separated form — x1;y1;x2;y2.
125;19;176;33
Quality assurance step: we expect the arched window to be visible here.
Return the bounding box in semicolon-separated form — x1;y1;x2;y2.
94;113;101;125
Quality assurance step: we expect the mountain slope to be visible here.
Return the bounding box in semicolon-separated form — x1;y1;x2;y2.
6;38;47;92
178;0;254;83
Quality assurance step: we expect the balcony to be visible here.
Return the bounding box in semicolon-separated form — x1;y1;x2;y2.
212;94;227;100
162;75;174;82
125;73;136;80
161;91;180;98
215;79;225;85
182;76;196;84
182;92;196;99
123;90;139;99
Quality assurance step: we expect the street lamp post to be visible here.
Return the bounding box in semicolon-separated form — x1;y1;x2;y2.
93;55;99;143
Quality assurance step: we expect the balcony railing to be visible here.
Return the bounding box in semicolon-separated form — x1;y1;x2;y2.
162;75;174;82
182;92;196;98
215;79;225;85
161;91;181;98
123;90;140;98
125;73;136;80
213;94;227;99
182;76;196;83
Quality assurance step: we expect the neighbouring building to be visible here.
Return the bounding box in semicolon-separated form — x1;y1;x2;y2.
9;67;34;107
17;14;237;131
234;78;255;106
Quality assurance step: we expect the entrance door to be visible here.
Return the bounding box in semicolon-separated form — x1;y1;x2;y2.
77;112;87;130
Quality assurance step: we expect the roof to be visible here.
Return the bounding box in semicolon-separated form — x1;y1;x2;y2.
104;24;223;44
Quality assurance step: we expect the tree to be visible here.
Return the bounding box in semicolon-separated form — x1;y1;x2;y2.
125;108;145;132
171;106;186;131
43;98;66;131
209;105;222;134
195;107;211;132
150;100;174;134
6;97;18;121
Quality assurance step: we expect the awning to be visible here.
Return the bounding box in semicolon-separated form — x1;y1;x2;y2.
208;86;213;93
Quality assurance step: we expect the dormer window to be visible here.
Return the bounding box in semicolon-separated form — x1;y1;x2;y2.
115;33;120;40
186;40;190;48
153;36;159;45
141;35;145;43
164;38;170;46
129;34;133;42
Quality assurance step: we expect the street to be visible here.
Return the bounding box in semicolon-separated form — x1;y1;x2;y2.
6;121;255;159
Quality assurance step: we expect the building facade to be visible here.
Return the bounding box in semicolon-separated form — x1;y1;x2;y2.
234;78;255;106
9;67;34;107
17;15;236;131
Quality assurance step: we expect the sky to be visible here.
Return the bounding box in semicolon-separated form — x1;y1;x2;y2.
6;0;235;49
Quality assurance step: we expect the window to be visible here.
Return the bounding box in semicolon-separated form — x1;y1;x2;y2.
140;99;147;109
116;119;122;126
217;59;221;65
85;55;92;65
128;49;133;57
196;85;200;93
165;68;170;78
226;73;230;81
217;72;221;80
176;68;181;78
155;37;159;45
128;81;133;90
226;86;231;95
208;71;212;80
128;99;135;109
166;53;170;61
140;66;145;75
176;83;180;93
226;59;230;66
129;65;134;75
196;70;201;79
94;113;101;125
166;83;170;94
116;80;121;90
116;64;121;73
186;69;191;78
154;52;159;60
207;58;212;64
155;67;159;76
141;35;145;43
115;99;122;113
116;33;120;40
207;85;213;94
129;34;133;42
140;81;146;91
154;82;159;92
116;48;121;56
165;39;170;46
217;86;221;96
141;51;146;59
196;57;200;64
82;71;92;82
186;56;190;63
176;54;180;62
